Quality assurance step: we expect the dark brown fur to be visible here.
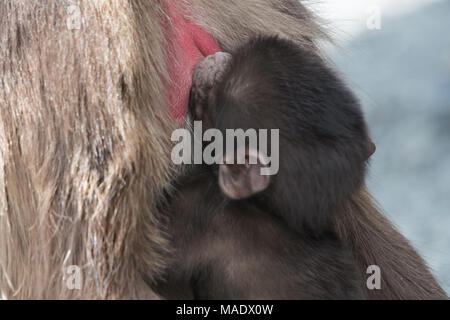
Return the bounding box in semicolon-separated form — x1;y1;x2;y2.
0;0;446;299
155;166;364;299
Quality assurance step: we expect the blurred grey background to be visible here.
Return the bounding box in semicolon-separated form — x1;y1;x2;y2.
310;0;450;294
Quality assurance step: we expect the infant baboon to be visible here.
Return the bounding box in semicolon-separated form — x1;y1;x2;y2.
155;36;376;299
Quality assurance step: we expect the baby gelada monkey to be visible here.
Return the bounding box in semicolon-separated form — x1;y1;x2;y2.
155;36;375;299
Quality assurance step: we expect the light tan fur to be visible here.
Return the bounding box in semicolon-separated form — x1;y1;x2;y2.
0;0;175;299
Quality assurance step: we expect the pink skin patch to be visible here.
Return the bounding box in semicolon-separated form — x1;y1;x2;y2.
164;1;221;123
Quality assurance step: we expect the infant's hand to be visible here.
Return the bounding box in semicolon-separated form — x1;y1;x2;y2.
189;52;232;123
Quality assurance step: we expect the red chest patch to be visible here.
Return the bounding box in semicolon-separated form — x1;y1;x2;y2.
164;1;221;123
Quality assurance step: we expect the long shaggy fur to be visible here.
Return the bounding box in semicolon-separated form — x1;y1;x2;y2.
0;0;446;299
183;0;328;51
0;0;175;299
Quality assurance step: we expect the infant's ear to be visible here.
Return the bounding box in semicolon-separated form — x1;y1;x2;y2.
368;140;376;159
218;149;270;200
